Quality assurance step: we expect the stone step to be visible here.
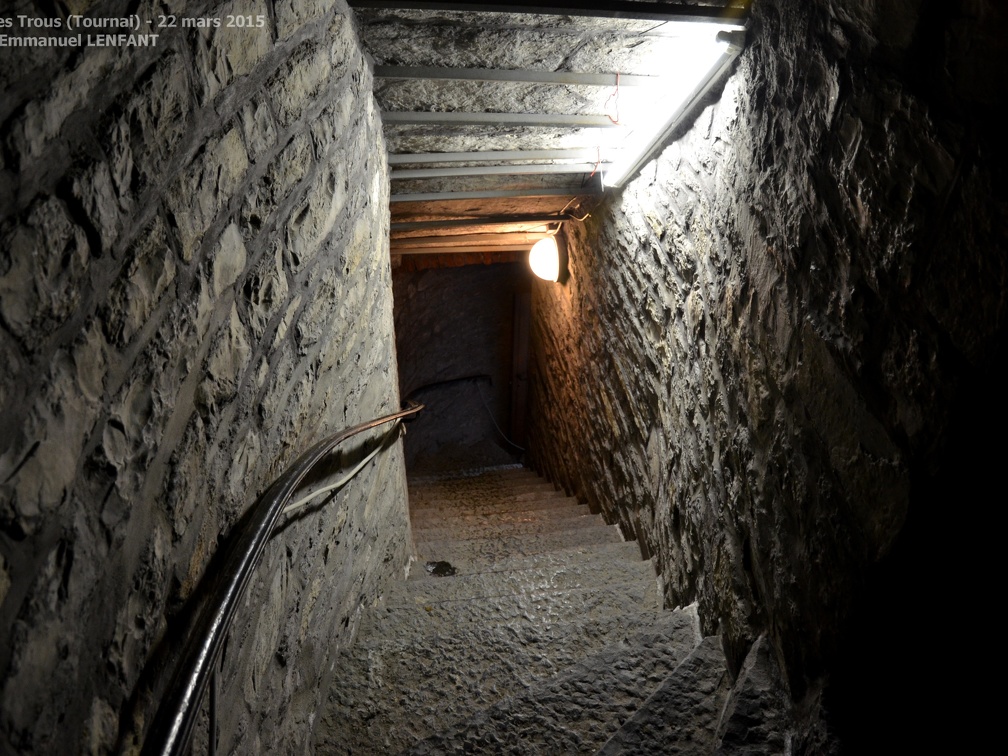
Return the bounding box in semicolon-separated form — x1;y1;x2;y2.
414;524;626;568
386;554;657;606
410;501;589;533
318;608;681;754
413;511;608;543
408;466;545;495
597;635;731;755
410;489;573;515
409;540;643;580
357;576;662;641
411;475;560;499
311;466;713;756
403;605;703;755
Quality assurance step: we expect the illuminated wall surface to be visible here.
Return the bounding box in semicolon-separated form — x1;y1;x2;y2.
0;4;409;753
1;1;1006;753
527;1;1007;751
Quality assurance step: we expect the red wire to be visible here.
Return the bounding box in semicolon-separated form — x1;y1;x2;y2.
605;72;621;125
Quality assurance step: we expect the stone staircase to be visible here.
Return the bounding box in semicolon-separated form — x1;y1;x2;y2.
314;466;787;754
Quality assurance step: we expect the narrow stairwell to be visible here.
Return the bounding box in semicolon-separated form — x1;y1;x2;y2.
315;465;787;754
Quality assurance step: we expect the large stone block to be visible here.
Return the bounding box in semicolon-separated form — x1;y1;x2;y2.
103;215;177;346
167;128;250;261
0;198;90;350
268;40;333;130
193;0;272;104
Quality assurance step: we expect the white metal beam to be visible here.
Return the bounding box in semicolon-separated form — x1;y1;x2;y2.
375;66;654;87
383;111;620;128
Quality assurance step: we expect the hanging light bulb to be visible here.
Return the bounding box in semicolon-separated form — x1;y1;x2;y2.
529;237;561;282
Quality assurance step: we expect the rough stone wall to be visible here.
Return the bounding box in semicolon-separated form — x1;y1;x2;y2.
528;0;1006;745
0;2;407;753
393;262;528;473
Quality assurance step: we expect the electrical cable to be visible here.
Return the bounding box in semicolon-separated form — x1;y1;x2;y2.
605;72;622;125
474;379;525;453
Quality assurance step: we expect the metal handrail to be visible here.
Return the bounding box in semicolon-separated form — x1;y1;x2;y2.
139;401;424;756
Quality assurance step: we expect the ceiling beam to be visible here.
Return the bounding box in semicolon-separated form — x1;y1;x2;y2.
391;185;601;202
391;163;601;179
391;214;578;230
375;66;655;87
393;245;533;256
388;149;613;165
382;111;620;128
349;1;749;25
392;231;551;248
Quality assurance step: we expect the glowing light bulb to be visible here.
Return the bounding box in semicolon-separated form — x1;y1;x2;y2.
529;237;560;281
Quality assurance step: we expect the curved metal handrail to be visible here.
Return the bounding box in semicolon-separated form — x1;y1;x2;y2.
140;401;424;756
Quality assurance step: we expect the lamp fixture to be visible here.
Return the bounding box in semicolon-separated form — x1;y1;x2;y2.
529;236;564;282
602;27;747;188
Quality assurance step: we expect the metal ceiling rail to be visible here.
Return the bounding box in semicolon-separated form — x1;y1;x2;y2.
388;149;613;164
375;65;655;87
390;213;579;230
606;28;746;186
349;1;750;24
391;163;603;179
391;185;601;202
383;111;621;128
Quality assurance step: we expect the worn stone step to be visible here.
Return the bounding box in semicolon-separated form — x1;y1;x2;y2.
597;635;731;755
410;540;644;580
385;555;657;607
413;511;608;543
413;525;626;568
408;466;545;495
318;608;694;755
410;496;580;525
321;610;689;751
411;504;588;532
403;605;703;756
410;474;556;494
410;490;573;516
357;577;662;641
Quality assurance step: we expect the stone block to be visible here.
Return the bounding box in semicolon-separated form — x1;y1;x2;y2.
240;98;278;162
104;50;193;195
211;222;248;297
294;268;337;351
168;128;249;261
0;198;90;349
193;0;272;104
275;0;338;41
3;349;101;534
268;40;332;129
104;215;176;346
284;161;346;268
14;48;120;159
72;159;127;254
246;244;291;338
201;305;252;412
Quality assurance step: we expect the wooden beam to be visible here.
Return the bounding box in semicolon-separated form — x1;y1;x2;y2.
392;231;551;249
